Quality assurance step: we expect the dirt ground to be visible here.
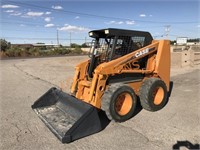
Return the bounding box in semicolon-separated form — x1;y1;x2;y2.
0;56;200;150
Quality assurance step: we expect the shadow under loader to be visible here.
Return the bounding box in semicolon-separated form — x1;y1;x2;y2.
32;87;110;143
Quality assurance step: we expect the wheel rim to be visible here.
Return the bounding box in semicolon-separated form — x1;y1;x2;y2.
115;92;133;116
153;87;164;105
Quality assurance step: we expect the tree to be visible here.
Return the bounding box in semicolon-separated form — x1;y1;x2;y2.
81;43;89;48
0;39;11;52
170;40;176;45
70;43;81;48
187;38;200;43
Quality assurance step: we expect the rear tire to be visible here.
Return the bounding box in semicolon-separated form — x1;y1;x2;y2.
101;83;137;122
139;78;168;111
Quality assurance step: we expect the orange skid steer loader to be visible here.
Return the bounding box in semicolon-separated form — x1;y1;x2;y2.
32;28;170;143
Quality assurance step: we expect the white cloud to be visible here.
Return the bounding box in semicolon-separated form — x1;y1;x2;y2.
126;20;135;25
1;4;19;8
5;10;14;13
45;11;51;15
45;24;55;27
44;17;51;22
5;9;22;16
117;21;123;24
20;24;26;27
75;16;80;19
10;12;22;16
107;21;115;24
27;11;44;17
139;14;146;17
105;20;124;25
149;14;153;17
105;20;135;25
21;15;30;18
52;5;63;10
197;25;200;28
58;24;89;32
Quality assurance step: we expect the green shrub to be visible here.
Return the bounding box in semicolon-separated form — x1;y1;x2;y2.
71;47;82;54
29;48;41;56
49;48;72;55
4;44;84;57
6;48;22;57
0;39;11;52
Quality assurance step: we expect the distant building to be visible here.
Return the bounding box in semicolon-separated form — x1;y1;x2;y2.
32;43;60;48
187;42;200;45
11;44;33;49
176;37;188;45
175;37;200;46
11;43;60;50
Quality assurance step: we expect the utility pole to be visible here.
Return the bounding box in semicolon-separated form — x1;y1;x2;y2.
57;29;59;45
69;32;71;48
165;25;171;39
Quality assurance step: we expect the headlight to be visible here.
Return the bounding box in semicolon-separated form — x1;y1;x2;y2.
89;32;93;36
105;30;109;34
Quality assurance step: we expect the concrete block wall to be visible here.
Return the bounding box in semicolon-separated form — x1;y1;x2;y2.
181;50;192;67
171;45;200;67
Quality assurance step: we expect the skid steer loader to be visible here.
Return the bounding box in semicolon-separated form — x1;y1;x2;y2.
32;28;170;143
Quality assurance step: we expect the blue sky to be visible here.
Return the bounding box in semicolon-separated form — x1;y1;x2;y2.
0;0;199;45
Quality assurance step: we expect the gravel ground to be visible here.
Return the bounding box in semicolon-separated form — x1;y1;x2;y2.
0;56;200;150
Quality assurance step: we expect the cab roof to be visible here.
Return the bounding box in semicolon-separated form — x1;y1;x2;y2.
89;28;153;40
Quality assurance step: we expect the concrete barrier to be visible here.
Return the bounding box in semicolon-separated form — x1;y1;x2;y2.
171;45;200;67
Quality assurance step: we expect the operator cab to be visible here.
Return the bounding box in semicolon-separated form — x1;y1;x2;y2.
88;28;153;77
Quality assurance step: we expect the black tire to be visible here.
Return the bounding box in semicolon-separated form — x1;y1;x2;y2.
101;83;137;122
139;78;168;112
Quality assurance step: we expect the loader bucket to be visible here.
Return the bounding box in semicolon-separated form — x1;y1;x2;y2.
32;87;105;143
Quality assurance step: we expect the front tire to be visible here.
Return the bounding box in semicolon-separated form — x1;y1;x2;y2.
139;78;168;111
101;83;137;122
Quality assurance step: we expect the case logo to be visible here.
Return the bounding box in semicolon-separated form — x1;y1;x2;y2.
135;48;149;58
